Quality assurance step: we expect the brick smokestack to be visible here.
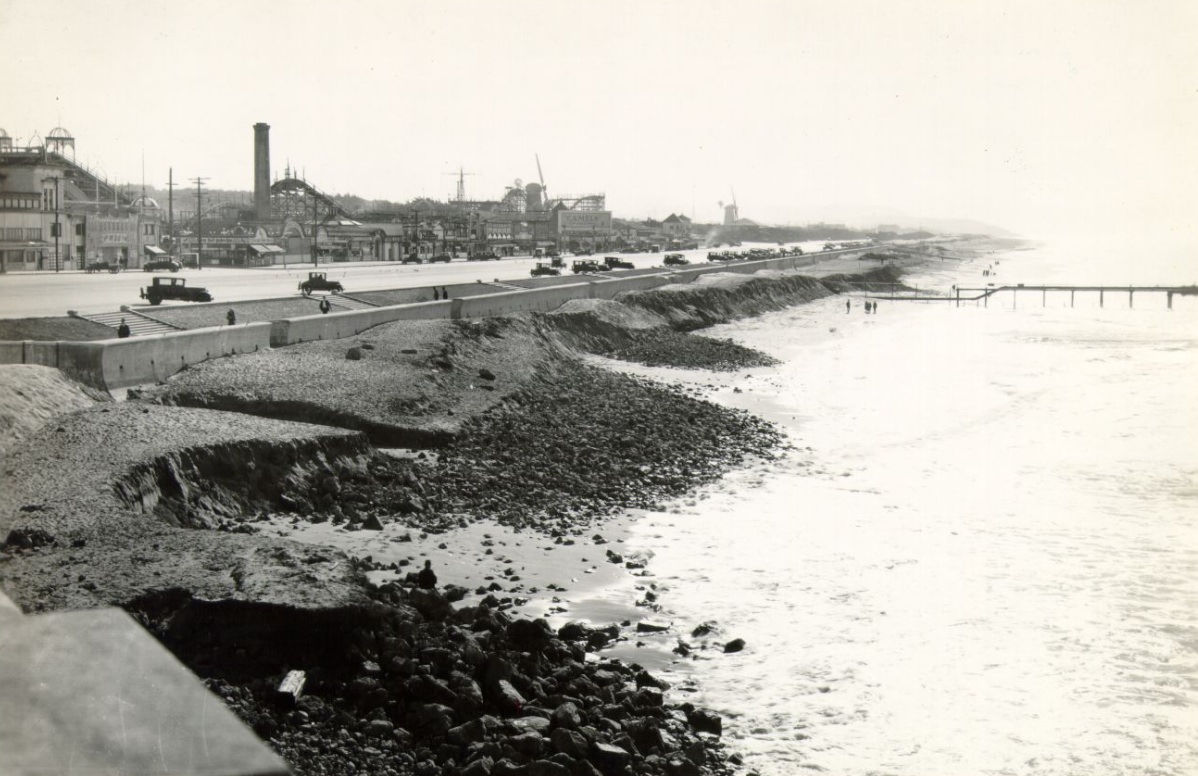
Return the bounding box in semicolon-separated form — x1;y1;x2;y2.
253;122;271;221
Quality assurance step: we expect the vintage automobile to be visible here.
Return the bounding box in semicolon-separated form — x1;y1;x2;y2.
85;261;121;274
603;256;634;270
298;272;344;295
140;277;213;305
530;262;561;277
143;259;181;272
467;250;500;261
402;254;423;264
663;253;690;266
429;253;452;263
571;259;605;274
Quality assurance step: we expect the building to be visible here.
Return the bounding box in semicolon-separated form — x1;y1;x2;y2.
661;213;692;239
0;127;161;272
550;206;612;251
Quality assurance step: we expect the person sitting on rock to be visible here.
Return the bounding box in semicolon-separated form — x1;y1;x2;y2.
116;318;131;338
417;559;437;590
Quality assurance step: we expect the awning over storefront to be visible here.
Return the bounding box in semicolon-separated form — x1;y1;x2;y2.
249;244;285;255
144;245;166;255
0;241;50;249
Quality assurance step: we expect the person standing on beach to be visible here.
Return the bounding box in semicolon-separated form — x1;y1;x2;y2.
846;299;851;313
417;559;437;590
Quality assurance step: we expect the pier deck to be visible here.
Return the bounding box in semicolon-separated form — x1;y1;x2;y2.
870;284;1198;308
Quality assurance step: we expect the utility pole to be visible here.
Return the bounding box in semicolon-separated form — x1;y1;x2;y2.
166;168;175;259
191;177;208;268
41;175;62;272
311;189;319;267
52;176;60;272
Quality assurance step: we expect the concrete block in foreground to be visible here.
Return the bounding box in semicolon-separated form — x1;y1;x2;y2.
0;607;289;776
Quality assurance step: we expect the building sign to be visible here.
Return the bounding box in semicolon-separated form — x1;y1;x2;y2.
556;211;612;234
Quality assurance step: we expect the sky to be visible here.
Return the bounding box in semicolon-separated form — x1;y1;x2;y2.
2;0;1196;240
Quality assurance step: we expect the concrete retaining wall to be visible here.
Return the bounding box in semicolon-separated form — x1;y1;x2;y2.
0;324;273;391
97;324;273;390
452;283;596;319
269;300;453;347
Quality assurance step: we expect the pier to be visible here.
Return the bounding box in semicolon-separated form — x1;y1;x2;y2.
871;284;1198;309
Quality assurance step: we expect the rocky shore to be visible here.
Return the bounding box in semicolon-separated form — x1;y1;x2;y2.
1;261;918;775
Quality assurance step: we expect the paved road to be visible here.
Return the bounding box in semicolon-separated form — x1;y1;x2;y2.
0;242;833;320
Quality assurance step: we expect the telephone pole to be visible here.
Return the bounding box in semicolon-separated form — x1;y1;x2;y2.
191;177;208;267
165;168;176;259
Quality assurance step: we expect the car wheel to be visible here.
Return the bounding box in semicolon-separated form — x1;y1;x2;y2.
148;296;161;305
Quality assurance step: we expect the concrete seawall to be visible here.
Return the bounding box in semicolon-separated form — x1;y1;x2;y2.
0;324;272;391
1;249;874;391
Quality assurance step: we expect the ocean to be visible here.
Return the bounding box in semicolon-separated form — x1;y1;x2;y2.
597;238;1198;775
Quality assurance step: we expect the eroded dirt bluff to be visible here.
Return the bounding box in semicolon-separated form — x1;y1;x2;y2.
0;403;377;613
145;317;560;447
615;265;906;329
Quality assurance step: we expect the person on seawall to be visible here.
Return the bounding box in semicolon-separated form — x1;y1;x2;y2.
441;286;449;300
226;309;236;326
319;297;331;314
417;559;437;590
117;318;130;338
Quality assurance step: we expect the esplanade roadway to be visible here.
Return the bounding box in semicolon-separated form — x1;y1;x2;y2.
1;243;840;320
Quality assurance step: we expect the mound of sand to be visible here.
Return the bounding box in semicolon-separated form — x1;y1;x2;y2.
0;365;107;459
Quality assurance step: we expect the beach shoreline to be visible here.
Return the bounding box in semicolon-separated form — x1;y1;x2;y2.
0;242;1000;775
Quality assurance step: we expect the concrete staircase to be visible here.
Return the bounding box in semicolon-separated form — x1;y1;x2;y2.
78;310;183;337
326;293;377;311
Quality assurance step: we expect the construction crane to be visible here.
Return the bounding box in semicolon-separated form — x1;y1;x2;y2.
445;166;478;203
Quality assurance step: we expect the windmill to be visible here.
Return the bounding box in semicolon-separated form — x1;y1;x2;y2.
445;166;478;203
535;154;548;203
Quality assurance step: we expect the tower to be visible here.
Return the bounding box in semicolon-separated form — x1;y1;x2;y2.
253;122;271;221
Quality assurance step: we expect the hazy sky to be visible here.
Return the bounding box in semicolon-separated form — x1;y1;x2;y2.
3;0;1195;238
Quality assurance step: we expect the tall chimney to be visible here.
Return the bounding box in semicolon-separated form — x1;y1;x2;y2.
253;122;271;221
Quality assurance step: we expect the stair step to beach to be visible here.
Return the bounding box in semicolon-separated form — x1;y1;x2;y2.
78;311;182;337
327;294;377;311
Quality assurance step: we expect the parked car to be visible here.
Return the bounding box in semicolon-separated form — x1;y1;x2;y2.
572;260;604;274
530;262;561;277
663;253;690;266
402;254;423;264
140;277;213;305
143;259;181;272
298;272;344;295
603;256;634;270
429;254;452;263
85;261;120;274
